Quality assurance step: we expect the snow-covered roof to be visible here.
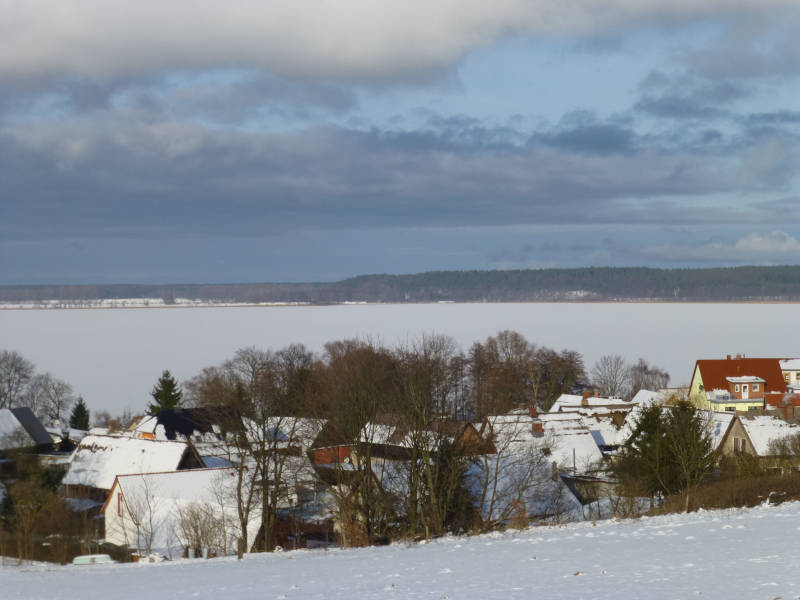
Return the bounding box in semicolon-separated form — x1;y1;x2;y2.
549;394;630;413
738;415;800;456
45;426;88;443
630;389;664;406
62;434;193;491
780;359;800;370
0;407;52;450
0;409;33;449
726;376;765;383
487;413;603;471
709;412;735;451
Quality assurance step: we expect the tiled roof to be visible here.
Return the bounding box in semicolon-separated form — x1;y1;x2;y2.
695;358;786;394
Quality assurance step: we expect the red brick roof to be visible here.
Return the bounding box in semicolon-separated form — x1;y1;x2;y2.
695;358;787;394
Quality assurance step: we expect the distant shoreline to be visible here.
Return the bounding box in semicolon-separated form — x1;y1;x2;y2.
3;299;800;310
3;266;800;305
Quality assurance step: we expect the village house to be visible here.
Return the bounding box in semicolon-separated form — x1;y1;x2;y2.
0;407;59;479
716;413;800;468
61;433;204;505
688;356;786;412
103;467;263;558
547;390;663;455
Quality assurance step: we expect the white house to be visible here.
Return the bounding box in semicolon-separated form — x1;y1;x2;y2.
103;467;263;558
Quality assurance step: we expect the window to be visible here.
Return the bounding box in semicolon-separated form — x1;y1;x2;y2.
735;384;740;392
725;407;736;412
752;383;758;391
786;374;791;383
741;439;747;452
117;492;123;516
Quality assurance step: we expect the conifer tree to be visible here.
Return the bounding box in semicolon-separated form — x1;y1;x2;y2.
147;370;183;415
69;396;91;430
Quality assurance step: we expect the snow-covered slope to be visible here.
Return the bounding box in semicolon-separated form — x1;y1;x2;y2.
5;502;800;599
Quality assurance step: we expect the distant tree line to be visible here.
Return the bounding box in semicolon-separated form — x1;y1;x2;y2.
3;265;800;304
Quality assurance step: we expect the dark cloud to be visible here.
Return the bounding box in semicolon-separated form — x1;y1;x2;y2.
745;111;800;125
2;103;796;252
531;112;637;155
634;94;728;120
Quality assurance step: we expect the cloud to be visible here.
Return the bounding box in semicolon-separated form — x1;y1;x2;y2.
1;106;791;244
643;231;800;263
0;2;796;84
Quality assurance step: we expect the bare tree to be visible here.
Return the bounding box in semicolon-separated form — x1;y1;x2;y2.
628;358;669;398
24;373;75;424
469;416;554;530
0;350;35;409
591;354;631;398
124;474;164;556
176;501;224;557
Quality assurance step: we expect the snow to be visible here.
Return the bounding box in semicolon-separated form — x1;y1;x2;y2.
62;434;192;491
709;412;735;450
6;501;800;599
780;358;800;370
106;468;261;557
738;415;800;456
0;408;31;448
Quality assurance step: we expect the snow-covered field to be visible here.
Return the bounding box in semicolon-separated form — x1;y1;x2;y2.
2;302;798;414
5;501;800;600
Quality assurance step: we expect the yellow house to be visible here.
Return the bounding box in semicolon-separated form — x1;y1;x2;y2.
688;356;786;413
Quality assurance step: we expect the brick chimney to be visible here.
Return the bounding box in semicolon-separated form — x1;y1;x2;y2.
529;404;538;418
532;421;544;436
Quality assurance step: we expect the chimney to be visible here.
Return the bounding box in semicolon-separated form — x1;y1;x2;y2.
532;421;544;436
581;397;589;407
582;390;592;400
108;419;118;432
529;404;538;418
727;354;732;360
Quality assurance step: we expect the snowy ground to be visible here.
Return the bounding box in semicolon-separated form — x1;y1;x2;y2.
5;502;800;600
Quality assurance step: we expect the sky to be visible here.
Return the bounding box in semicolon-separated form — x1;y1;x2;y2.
2;1;800;285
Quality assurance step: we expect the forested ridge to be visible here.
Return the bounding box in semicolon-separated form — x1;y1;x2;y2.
3;266;800;303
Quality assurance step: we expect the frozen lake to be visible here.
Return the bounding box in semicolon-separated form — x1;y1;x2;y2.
1;303;797;415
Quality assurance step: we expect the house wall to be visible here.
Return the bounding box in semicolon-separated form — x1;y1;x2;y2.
688;365;708;409
784;369;800;387
719;419;755;457
103;486;140;549
727;380;765;400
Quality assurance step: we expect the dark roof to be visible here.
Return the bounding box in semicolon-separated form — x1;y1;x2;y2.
695;358;787;394
9;407;53;447
155;407;239;440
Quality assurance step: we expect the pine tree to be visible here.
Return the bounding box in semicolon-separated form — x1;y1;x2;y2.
147;370;183;416
69;397;91;430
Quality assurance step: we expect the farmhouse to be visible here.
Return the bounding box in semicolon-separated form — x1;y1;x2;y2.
688;356;786;412
103;467;262;558
61;433;204;503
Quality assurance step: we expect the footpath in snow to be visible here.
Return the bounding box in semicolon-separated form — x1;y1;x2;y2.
4;501;800;600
